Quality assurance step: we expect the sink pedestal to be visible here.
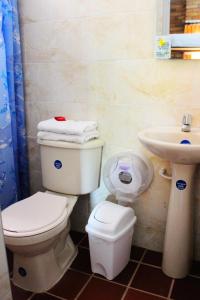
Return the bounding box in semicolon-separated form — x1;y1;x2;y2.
162;163;195;278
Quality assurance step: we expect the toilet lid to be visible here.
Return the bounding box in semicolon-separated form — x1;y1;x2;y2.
2;192;67;233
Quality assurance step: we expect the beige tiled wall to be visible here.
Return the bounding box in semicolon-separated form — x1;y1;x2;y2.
19;0;200;258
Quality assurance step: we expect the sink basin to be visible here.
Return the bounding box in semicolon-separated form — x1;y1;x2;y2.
138;126;199;279
138;126;200;164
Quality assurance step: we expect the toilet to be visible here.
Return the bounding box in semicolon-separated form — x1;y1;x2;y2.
2;138;104;293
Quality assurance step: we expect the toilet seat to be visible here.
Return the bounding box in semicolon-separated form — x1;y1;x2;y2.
2;192;68;237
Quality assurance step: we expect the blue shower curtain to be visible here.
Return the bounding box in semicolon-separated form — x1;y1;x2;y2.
0;0;29;210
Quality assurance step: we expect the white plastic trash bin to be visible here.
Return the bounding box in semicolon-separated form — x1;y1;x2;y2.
85;201;137;280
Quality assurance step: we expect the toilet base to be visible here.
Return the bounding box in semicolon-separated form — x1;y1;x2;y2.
12;233;77;293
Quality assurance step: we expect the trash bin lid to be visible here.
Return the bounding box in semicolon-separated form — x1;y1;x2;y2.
86;201;136;240
103;152;153;202
94;201;131;224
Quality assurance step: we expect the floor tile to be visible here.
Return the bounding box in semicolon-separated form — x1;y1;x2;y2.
142;250;163;267
11;282;32;300
112;261;138;285
96;261;138;285
124;288;167;300
190;260;200;277
49;269;90;299
71;247;92;274
32;294;61;300
70;231;85;245
131;265;171;297
171;276;200;300
79;235;89;248
77;277;126;300
130;245;145;261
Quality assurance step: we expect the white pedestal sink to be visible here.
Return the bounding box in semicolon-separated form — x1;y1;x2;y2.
138;127;200;279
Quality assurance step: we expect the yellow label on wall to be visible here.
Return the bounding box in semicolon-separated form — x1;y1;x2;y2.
155;35;171;59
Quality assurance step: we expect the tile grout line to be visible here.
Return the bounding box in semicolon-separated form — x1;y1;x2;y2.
121;249;147;300
167;279;175;300
46;291;69;300
92;275;127;288
137;261;162;270
23;233;87;300
27;294;36;300
129;287;168;299
69;266;92;276
75;273;94;300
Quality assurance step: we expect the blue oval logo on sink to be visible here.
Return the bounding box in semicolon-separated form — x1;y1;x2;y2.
180;139;191;144
176;180;187;190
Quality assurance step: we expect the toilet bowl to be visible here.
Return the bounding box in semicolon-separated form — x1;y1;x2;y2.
2;138;104;292
2;192;78;292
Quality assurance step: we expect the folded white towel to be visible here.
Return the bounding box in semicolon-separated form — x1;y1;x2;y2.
37;130;99;144
37;118;97;136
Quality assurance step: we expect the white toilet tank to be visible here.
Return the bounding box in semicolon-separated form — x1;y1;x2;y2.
37;139;104;195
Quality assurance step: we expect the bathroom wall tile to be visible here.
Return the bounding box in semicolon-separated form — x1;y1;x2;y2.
85;13;155;61
22;19;91;64
89;0;156;15
27;137;41;172
19;0;156;23
29;170;44;195
19;0;88;22
26;100;96;138
23;62;96;103
133;223;165;253
23;13;155;63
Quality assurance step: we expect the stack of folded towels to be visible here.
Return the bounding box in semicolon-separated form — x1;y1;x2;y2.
37;117;99;144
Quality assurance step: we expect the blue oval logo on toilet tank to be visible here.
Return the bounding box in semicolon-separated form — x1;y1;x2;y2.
180;140;191;144
54;160;62;169
176;180;187;190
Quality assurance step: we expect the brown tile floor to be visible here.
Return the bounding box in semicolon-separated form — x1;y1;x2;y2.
8;231;200;300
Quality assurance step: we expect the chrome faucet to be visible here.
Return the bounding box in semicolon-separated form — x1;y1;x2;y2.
181;113;192;132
